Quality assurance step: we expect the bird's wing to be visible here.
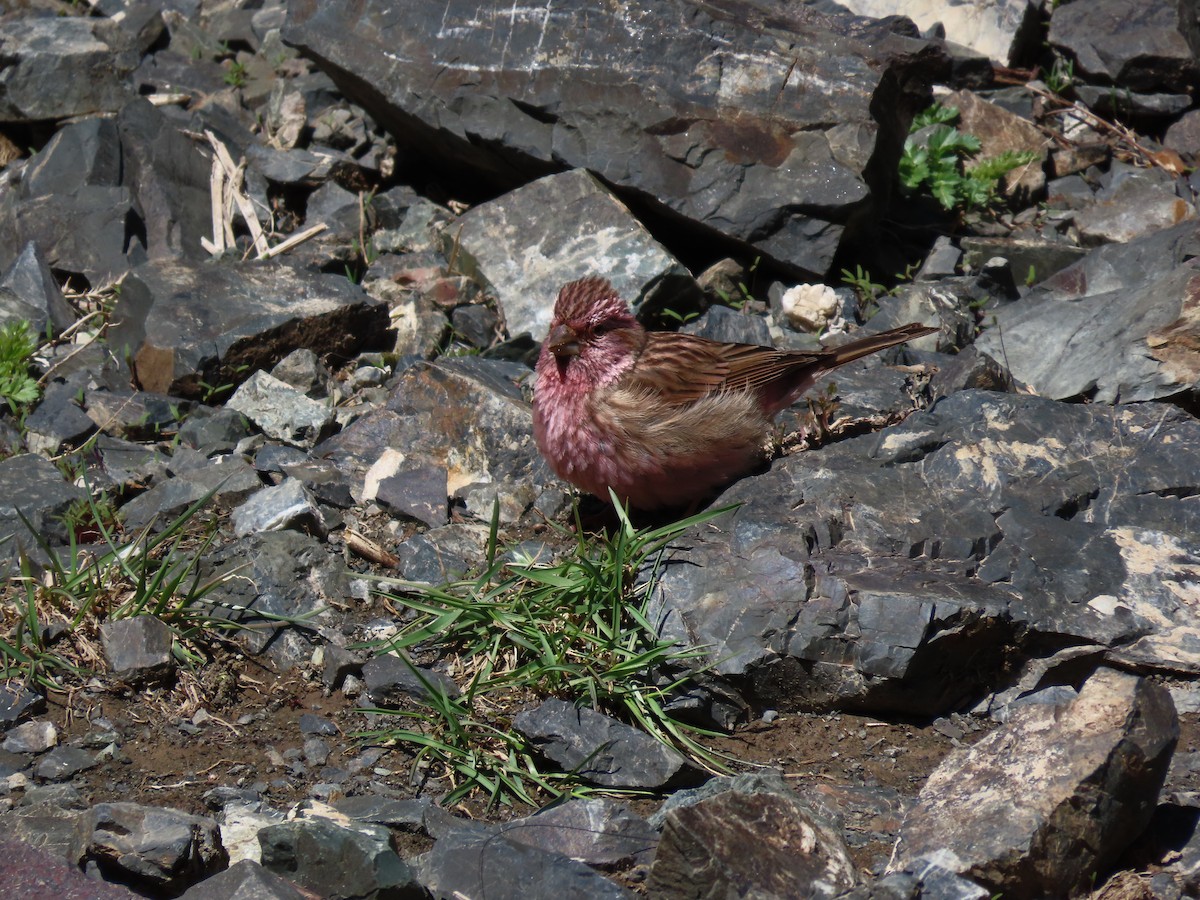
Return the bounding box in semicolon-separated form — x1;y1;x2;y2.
620;332;735;404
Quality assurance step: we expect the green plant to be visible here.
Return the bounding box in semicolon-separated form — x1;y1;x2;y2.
1045;55;1075;95
900;105;1038;212
358;497;734;807
840;264;886;310
2;486;314;689
0;320;40;414
223;60;248;88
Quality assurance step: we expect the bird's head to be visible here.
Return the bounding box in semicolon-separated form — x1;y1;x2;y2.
541;277;644;379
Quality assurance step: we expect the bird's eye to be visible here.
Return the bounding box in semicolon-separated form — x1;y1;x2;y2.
592;321;615;335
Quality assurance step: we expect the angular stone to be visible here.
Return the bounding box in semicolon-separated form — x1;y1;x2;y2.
891;669;1178;897
3;720;57;754
368;459;448;528
107;259;388;400
258;817;421;900
513;699;701;790
0;185;135;289
975;220;1200;402
35;746;98;782
0;18;134;121
649;390;1200;714
0;243;74;336
421;825;634;900
199;531;343;663
179;858;307;900
1049;0;1200;94
498;799;657;868
100;616;175;680
231;478;327;539
0;684;44;725
84;389;194;442
80;802;228;894
282;0;947;277
648;788;856;899
227;371;336;449
320;357;550;524
0;453;87;562
454;169;693;341
117;456;263;533
1073;170;1195;247
362;654;460;706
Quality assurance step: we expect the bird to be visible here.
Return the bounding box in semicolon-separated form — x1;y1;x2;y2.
532;276;937;510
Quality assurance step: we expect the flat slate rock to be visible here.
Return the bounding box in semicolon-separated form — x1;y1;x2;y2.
282;0;947;277
650;389;1200;715
891;669;1178;897
107;258;389;400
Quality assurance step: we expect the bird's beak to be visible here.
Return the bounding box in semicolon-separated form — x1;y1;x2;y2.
546;323;580;358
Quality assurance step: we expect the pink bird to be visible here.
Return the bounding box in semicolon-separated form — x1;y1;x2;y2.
533;277;936;510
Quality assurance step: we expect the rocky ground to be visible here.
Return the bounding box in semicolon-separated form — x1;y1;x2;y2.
3;0;1200;898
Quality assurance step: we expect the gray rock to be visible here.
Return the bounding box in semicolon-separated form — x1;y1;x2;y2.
362;653;461;705
107;259;388;399
282;0;947;278
35;746;98;782
648;786;856;899
232;479;327;539
22;382;97;456
178;407;254;453
0;18;134;120
0;453;87;563
497;798;658;867
320;357;550;524
975;220;1200;402
258;816;422;899
3;719;57;754
226;371;336;449
270;348;332;398
958;236;1087;285
100;616;175;680
454;169;693;341
199;531;343;664
116;98;213;265
118;455;262;532
0;684;44;725
1049;0;1200;94
513;698;701;790
371;460;448;529
650;390;1200;715
0;242;75;336
180;858;308;900
682;304;773;346
419;825;634;900
890;669;1177;896
0;801;88;867
84;389;194;442
22;117;120;199
80;802;228;894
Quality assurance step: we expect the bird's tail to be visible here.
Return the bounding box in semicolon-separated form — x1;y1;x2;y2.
820;322;938;367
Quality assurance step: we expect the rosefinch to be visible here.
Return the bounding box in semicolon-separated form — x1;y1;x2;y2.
533;277;936;510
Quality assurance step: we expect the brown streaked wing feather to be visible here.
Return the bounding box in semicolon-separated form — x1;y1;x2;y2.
620;332;733;404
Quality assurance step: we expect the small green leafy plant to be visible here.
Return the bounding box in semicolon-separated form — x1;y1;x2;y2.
0;320;40;414
359;497;733;807
900;104;1038;212
223;60;248;88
